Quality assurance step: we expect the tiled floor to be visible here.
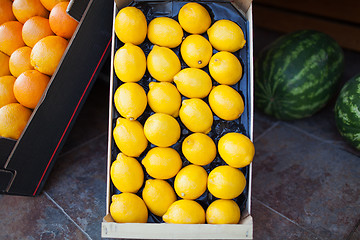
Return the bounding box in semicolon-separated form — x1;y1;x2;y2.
0;27;359;240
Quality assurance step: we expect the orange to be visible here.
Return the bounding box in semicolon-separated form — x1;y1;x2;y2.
0;0;16;25
0;52;11;77
30;35;68;75
12;0;49;24
9;46;34;77
0;21;26;56
49;1;78;39
22;16;54;47
0;103;32;140
13;69;50;109
0;76;18;108
40;0;67;11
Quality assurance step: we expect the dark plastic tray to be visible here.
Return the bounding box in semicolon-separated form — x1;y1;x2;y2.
110;0;251;223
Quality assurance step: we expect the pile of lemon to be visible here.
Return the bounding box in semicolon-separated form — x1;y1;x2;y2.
110;2;255;225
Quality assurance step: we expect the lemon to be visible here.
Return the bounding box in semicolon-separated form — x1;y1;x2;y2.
207;165;246;199
173;68;212;98
208;85;244;121
113;117;148;157
114;6;147;45
141;147;182;179
110;193;148;223
174;164;208;200
180;35;212;68
144;113;180;147
110;153;144;193
206;199;241;224
163;199;205;224
114;82;147;120
147;17;183;48
178;2;211;34
179;98;213;134
207;19;246;52
209;51;243;85
147;45;181;82
113;43;146;83
142;179;177;216
147;82;181;117
218;132;255;168
182;133;216;166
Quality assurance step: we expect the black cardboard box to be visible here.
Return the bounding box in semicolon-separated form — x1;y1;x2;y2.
0;0;113;196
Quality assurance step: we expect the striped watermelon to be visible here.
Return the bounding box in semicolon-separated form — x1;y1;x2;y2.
334;74;360;150
255;30;344;120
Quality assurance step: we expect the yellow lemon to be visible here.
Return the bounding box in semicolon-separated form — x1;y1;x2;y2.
113;43;146;83
147;45;181;82
147;82;181;117
182;133;216;166
163;199;205;224
178;2;211;34
218;132;255;168
207;19;246;52
110;193;148;223
209;51;243;85
208;85;244;121
142;179;177;216
174;164;208;200
110;153;144;193
179;98;213;134
141;147;182;179
114;6;147;45
114;82;147;120
207;165;246;199
173;68;212;99
147;17;183;48
206;199;241;224
0;103;32;140
180;34;212;68
113;117;148;157
144;113;180;147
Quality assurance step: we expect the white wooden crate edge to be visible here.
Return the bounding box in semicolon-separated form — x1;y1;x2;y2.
102;214;253;239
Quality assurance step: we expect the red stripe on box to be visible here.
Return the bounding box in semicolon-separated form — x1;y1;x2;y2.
33;38;112;196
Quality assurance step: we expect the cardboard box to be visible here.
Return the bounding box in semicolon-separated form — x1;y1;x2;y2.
102;0;254;238
0;0;114;196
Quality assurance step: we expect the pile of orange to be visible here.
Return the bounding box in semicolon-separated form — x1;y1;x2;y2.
0;0;79;140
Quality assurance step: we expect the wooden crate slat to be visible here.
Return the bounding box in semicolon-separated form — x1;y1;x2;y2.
253;4;360;52
254;0;360;24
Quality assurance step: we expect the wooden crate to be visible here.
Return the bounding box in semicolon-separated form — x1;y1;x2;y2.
102;0;254;239
253;0;360;52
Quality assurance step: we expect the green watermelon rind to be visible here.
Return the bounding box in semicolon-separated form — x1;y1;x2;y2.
334;74;360;150
255;30;344;120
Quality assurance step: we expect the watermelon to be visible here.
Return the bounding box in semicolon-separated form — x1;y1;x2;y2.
334;74;360;150
255;30;344;120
